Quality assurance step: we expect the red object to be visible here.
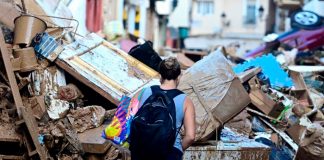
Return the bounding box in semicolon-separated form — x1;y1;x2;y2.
245;28;324;58
86;0;103;32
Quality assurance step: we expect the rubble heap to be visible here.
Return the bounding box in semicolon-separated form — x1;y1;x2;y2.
0;1;323;160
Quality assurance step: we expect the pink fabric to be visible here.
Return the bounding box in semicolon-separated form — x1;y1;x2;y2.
86;0;103;32
120;39;137;53
166;29;173;48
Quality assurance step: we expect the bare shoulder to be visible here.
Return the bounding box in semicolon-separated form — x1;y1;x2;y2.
184;96;194;112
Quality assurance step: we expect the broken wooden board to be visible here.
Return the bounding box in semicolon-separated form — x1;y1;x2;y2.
0;30;48;159
259;117;299;152
289;70;314;107
0;29;22;117
237;67;262;83
248;77;285;118
62;118;84;154
57;33;159;105
78;125;111;154
78;121;132;160
0;155;24;160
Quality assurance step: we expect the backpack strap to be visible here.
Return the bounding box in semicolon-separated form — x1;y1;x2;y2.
150;85;184;100
150;85;160;94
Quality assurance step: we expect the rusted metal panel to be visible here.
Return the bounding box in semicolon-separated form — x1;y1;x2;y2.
183;141;270;160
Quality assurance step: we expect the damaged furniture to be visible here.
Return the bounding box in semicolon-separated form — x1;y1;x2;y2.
56;33;160;105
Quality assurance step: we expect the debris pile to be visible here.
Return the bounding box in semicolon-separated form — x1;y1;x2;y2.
0;1;322;160
159;30;323;160
0;1;136;159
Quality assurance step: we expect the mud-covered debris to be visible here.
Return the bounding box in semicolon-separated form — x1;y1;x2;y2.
57;84;84;102
300;121;324;158
67;105;105;133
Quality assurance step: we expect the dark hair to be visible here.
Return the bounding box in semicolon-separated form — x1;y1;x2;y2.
159;57;181;81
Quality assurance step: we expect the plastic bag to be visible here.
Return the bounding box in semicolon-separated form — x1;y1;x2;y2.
102;89;144;145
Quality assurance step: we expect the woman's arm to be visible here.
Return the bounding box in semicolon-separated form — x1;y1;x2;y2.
182;97;196;151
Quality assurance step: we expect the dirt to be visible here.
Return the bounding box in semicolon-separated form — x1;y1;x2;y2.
57;84;84;102
0;121;20;141
300;122;324;157
225;110;252;136
127;65;151;80
67;105;106;133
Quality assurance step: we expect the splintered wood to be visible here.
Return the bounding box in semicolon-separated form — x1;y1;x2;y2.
0;29;48;159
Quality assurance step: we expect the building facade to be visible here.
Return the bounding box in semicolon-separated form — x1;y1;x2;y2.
190;0;275;39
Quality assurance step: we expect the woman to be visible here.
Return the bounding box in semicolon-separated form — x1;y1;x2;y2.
131;57;196;160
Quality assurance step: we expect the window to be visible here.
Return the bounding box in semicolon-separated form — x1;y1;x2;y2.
245;4;256;24
197;0;214;15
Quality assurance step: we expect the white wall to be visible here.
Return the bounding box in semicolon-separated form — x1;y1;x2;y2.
168;0;192;28
190;0;270;38
190;0;222;35
68;0;88;36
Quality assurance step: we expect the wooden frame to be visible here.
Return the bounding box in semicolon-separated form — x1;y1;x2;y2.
56;33;159;105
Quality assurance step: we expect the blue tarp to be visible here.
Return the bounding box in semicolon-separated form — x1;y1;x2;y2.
233;54;293;88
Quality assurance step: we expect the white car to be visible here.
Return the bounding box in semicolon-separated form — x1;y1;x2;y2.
291;0;324;29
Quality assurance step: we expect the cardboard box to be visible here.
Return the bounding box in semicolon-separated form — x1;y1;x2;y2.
289;70;313;107
248;77;285;118
286;123;306;144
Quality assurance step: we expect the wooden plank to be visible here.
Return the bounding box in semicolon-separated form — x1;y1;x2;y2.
0;31;23;116
0;30;48;160
259;117;299;152
21;107;48;159
246;108;282;123
78;125;111;154
237;67;262;83
182;50;208;56
55;59;119;105
70;56;130;94
0;154;24;160
66;42;102;60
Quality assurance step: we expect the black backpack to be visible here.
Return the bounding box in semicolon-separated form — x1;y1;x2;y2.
130;86;183;160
